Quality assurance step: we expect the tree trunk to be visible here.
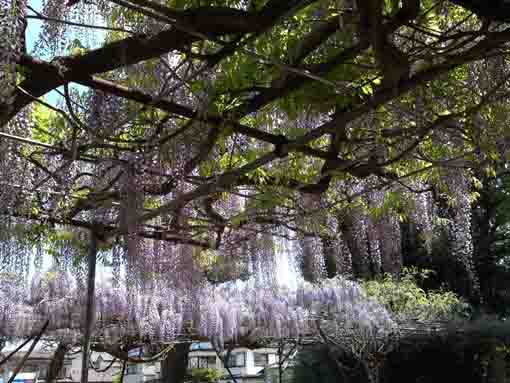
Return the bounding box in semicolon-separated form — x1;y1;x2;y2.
160;343;190;383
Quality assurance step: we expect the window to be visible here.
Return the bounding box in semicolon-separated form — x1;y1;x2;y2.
126;363;139;375
94;356;103;370
59;360;73;378
38;368;47;379
225;352;245;368
254;353;269;367
189;356;217;369
188;357;198;369
199;356;217;368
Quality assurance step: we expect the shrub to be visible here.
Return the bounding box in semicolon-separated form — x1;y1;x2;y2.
189;368;222;383
362;267;471;321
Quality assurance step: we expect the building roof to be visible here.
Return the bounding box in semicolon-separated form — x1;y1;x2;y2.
190;342;213;351
12;372;37;381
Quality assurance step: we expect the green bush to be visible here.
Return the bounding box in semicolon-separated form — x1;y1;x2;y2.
362;267;471;321
189;368;223;383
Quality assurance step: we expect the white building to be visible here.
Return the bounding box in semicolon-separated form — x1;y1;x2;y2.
187;343;279;383
66;351;161;383
0;350;158;383
0;351;68;383
1;343;291;383
67;352;122;383
123;359;160;383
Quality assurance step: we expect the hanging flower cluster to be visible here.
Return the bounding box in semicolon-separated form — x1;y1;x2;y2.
409;185;434;253
335;232;354;275
298;193;326;282
0;0;25;108
0;258;397;346
333;177;404;277
444;171;479;295
197;276;396;348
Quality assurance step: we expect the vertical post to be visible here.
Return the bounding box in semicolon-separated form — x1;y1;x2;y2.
0;335;35;367
278;341;283;383
81;230;98;383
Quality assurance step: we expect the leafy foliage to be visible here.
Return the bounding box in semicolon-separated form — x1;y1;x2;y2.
189;368;222;383
2;1;510;374
362;267;471;321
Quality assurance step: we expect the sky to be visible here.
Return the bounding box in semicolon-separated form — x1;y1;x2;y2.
26;0;60;105
25;0;104;105
25;0;43;51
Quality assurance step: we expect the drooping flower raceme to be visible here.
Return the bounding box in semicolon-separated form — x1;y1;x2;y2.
0;266;397;346
0;0;26;108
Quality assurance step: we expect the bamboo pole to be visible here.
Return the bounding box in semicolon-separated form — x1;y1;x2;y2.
0;335;35;368
7;320;49;383
81;230;98;383
213;345;238;383
119;360;126;383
